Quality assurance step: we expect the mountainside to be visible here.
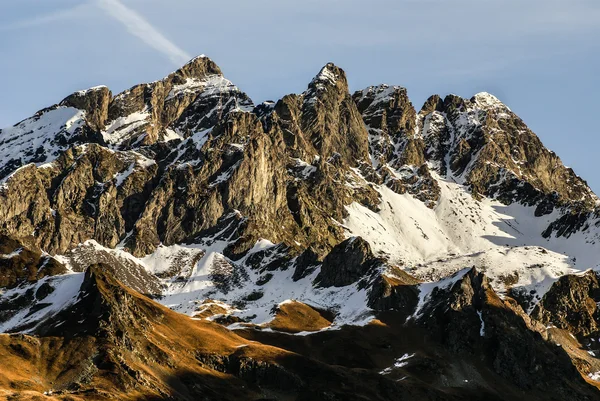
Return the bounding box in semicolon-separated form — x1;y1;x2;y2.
1;56;600;400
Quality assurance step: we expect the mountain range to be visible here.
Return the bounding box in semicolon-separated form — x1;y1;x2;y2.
1;55;600;400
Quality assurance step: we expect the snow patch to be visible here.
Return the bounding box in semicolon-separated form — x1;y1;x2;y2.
0;273;85;333
0;106;86;178
380;353;416;375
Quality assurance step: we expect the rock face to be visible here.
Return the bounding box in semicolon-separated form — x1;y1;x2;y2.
532;271;600;336
0;145;157;255
1;56;595;260
416;93;596;213
353;85;441;208
0;236;65;288
2;55;600;400
60;86;112;132
408;268;599;400
0;59;385;260
105;56;253;147
353;85;419;168
316;236;382;287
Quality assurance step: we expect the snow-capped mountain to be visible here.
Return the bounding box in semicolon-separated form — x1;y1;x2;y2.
1;56;600;400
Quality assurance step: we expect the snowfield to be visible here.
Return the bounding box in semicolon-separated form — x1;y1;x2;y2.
344;171;600;306
0;106;85;178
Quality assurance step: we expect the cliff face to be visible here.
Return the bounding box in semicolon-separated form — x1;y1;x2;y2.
1;56;600;400
0;60;384;259
417;93;596;211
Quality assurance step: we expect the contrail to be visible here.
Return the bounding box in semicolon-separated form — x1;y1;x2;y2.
96;0;191;66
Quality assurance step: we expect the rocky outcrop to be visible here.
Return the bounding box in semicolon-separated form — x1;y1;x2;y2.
353;84;441;207
531;271;600;337
367;268;420;313
125;111;296;257
316;237;383;287
0;144;158;255
60;86;112;132
0;236;65;288
106;56;254;147
412;268;598;400
0;56;254;182
353;84;419;167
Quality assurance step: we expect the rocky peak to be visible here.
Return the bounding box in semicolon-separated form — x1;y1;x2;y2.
167;54;223;82
294;63;370;165
419;94;445;115
316;236;382;287
471;91;510;111
0;56;247;180
352;84;441;207
104;55;251;148
416;91;598;216
306;62;347;94
59;86;112;132
352;84;419;165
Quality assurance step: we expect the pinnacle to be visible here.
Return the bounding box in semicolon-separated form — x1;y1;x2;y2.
472;92;509;110
311;62;346;87
169;54;223;81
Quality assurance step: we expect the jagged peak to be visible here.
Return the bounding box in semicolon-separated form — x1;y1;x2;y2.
419;94;444;114
169;54;223;80
313;62;342;84
354;84;408;106
471;91;511;111
69;85;111;97
305;62;349;98
184;54;209;64
111;54;223;100
436;92;510;113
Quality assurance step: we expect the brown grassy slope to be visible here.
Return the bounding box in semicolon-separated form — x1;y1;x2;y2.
267;301;332;333
0;265;462;401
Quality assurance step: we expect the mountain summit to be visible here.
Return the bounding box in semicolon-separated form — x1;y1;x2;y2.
1;56;600;400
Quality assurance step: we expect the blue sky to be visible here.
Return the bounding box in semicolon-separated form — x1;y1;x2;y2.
1;0;599;191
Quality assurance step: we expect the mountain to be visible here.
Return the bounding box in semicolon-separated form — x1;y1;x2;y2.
1;56;600;400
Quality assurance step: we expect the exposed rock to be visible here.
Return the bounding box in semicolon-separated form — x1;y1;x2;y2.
413;268;599;400
367;268;420;313
60;86;112;132
353;84;441;207
316;237;382;287
531;271;600;337
417;92;597;216
104;55;246;147
2;56;600;400
0;236;65;288
0;144;158;255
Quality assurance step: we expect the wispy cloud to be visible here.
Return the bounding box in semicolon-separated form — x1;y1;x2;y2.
96;0;191;66
0;3;91;31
